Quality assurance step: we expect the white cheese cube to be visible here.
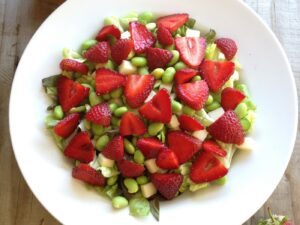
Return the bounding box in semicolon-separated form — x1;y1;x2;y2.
168;115;180;130
192;129;208;141
119;60;137;75
185;28;201;37
141;182;157;198
121;31;131;39
208;107;225;121
145;159;160;173
97;154;115;168
237;137;256;151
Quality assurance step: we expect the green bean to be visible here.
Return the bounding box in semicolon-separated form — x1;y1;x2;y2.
162;67;176;84
96;135;110;151
138;12;153;24
151;68;164;80
240;118;251;131
81;39;98;50
109;103;118;112
205;102;221;112
138;67;149;75
110;88;123;99
134;150;145;164
148;123;164;136
174;61;187;70
91;123;105;136
53;105;64;120
83;119;91;130
168;50;180;66
131;57;147;67
234;102;248;119
172;100;183;114
124;178;139;193
114;106;128;117
108;176;118;186
89;92;102;106
182;105;195;116
146;22;156;31
124;138;135;154
111;116;121;127
112;196;128;209
136;176;149;185
165;44;175;51
205;95;214;106
192;75;201;82
102;93;111;100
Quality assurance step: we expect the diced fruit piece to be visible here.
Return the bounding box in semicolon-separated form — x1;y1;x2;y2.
145;159;160;173
85;103;112;127
207;110;244;145
111;39;134;65
98;153;115;167
215;38;237;60
96;25;121;41
178;114;204;132
119;112;147;136
174;68;198;84
221;87;246;111
60;59;89;74
202;140;227;157
147;47;173;70
141;182;157;198
72;163;106;186
156;13;189;32
151;173;183;200
118;60;137;75
102;136;124;161
64;131;95;163
192;129;208;141
156;149;179;169
157;26;173;46
83;42;110;63
117;159;145;177
190;151;228;183
137;137;166;159
54;113;80;138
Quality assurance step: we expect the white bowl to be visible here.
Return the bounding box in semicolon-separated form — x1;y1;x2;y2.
9;0;297;224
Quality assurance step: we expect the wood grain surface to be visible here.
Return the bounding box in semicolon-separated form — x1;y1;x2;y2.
0;0;299;224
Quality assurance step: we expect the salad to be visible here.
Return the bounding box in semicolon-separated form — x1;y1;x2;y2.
43;12;257;220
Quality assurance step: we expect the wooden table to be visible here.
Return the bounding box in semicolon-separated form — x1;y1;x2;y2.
0;0;299;224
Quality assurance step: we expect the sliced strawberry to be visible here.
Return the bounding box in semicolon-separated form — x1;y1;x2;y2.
111;39;133;65
175;37;206;68
207;110;244;145
95;68;126;95
72;163;106;186
167;131;202;164
102;136;124;161
178;114;204;132
156;13;189;32
146;47;173;70
221;87;246;111
175;68;198;84
151;173;183;200
96;25;121;41
83;42;110;63
139;89;172;123
64;131;95;163
119;112;146;136
156;149;179;169
60;59;89;74
124;74;155;108
54;113;80;138
176;80;209;110
57;76;89;112
85;103;111;127
202;140;227;157
190;151;228;183
117;159;145;177
199;60;235;93
157;26;173;46
137;137;167;159
129;21;156;54
215;38;238;60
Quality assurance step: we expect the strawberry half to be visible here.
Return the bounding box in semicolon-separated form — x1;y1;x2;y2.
157;25;173;46
136;137;167;159
111;39;134;65
64;131;95;163
117;159;145;177
57;76;89;112
199;60;235;93
72;163;106;186
156;149;179;169
146;47;173;70
96;25;121;41
215;38;237;60
124;74;155;108
129;21;156;54
85;103;112;127
151;173;183;200
83;42;110;63
102;135;124;161
190;151;228;183
119;112;147;136
167;131;202;164
156;13;189;32
176;80;209;110
139;89;172;123
54;113;80;138
60;59;89;74
178;114;204;132
202;140;227;157
175;37;206;68
95;68;126;95
207;110;244;145
221;87;246;111
175;68;198;84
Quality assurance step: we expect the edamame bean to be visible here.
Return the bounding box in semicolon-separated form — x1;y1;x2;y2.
108;176;118;186
134;150;145;164
146;22;156;31
136;176;149;185
154;41;163;48
112;196;128;209
192;75;201;82
174;61;187;70
70;105;87;113
234;102;248;119
96;135;110;151
45;116;59;128
240;118;251;131
89;92;102;106
81;39;98;50
110;88;123;99
102;93;111;100
124;139;135;154
244;99;257;110
109;103;118;112
165;45;175;51
235;84;250;97
162;67;176;84
138;67;149;75
168;50;180;66
114;106;128;117
53;105;64;120
205;102;221;112
83;119;91;130
111;116;120;127
182;105;195;116
92;123;105;136
205;95;214;106
138;12;153;24
148;123;164;136
151;68;164;80
131;57;147;67
124;178;139;193
172;100;183;113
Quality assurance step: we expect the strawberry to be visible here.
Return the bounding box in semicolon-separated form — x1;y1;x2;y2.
156;149;179;169
64;131;95;163
124;74;155;108
83;42;110;63
167;131;202;164
136;137;167;159
57;76;89;112
215;38;237;60
175;68;198;84
117;159;145;177
129;21;156;54
72;163;106;186
95;68;126;95
175;37;206;68
176;80;209;110
59;59;89;74
85;103;111;127
207;110;244;145
190;151;228;183
96;25;121;41
102;135;124;161
202;140;227;157
119;112;146;136
221;87;246;111
151;173;183;200
54;113;80;138
156;13;189;32
139;89;172;123
178;114;204;132
146;47;173;70
257;208;292;225
199;60;235;93
111;39;133;65
157;25;173;46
